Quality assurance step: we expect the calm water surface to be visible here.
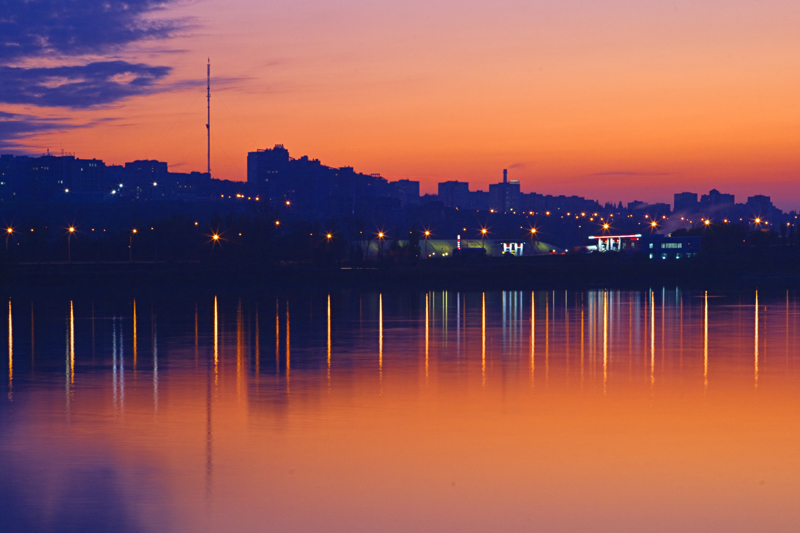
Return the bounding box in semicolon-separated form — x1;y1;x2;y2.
2;289;800;532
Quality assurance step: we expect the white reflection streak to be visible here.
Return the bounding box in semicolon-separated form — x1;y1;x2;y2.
457;292;460;356
119;312;124;413
70;302;75;385
755;291;759;390
581;307;585;388
704;291;708;390
214;297;219;381
425;293;429;382
112;318;117;410
650;290;655;386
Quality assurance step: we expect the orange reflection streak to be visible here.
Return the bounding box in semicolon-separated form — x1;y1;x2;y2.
530;291;535;385
194;302;199;367
650;290;655;386
425;293;429;382
133;299;138;371
545;292;549;385
7;300;11;400
255;304;260;378
481;292;486;387
680;294;684;369
286;301;290;392
379;294;383;376
213;296;219;383
275;299;280;374
327;294;331;388
70;301;74;385
704;291;708;390
755;291;759;390
603;291;608;394
30;302;34;368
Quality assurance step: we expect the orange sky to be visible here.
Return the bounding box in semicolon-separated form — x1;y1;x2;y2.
6;0;800;208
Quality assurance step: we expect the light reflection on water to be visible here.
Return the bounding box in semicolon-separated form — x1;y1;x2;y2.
2;289;800;531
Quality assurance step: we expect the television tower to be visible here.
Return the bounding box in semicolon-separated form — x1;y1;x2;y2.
206;58;211;177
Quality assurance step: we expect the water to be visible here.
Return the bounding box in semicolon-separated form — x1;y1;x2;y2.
2;289;800;532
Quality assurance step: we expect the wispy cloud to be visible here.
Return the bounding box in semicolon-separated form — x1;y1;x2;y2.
0;111;86;150
592;171;673;177
0;62;171;108
0;0;185;63
0;0;186;148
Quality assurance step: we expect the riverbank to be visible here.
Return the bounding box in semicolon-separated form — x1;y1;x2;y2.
3;248;800;293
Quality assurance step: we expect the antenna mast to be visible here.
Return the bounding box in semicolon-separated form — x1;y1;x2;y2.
206;58;211;177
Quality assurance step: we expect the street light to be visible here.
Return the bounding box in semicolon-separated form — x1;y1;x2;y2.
5;227;12;252
704;219;711;226
480;228;488;247
650;220;658;229
68;226;75;262
529;228;538;252
602;223;610;231
130;228;137;262
377;231;385;260
424;230;430;257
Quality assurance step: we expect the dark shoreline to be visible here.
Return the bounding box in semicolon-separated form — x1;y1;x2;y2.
3;250;800;295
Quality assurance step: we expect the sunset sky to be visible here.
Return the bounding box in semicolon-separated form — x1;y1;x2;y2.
3;0;800;208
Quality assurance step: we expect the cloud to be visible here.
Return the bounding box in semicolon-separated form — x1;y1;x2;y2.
592;171;673;177
0;0;184;110
0;0;185;63
0;111;84;150
0;61;171;108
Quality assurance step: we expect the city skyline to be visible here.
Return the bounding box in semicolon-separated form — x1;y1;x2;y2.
3;1;800;207
1;144;789;217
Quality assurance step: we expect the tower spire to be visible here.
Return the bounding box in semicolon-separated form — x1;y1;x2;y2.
206;58;211;177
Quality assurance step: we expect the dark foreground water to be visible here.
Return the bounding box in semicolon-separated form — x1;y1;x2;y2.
2;288;800;532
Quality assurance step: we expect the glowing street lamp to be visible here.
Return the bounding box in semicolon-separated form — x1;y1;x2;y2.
5;227;12;252
377;231;385;260
602;223;610;231
130;228;137;262
480;228;488;247
704;219;711;226
650;220;658;230
424;230;431;257
67;226;75;262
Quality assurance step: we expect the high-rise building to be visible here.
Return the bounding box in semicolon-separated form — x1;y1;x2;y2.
437;181;470;209
700;189;734;208
388;179;420;206
673;192;698;212
489;169;521;213
746;195;774;217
